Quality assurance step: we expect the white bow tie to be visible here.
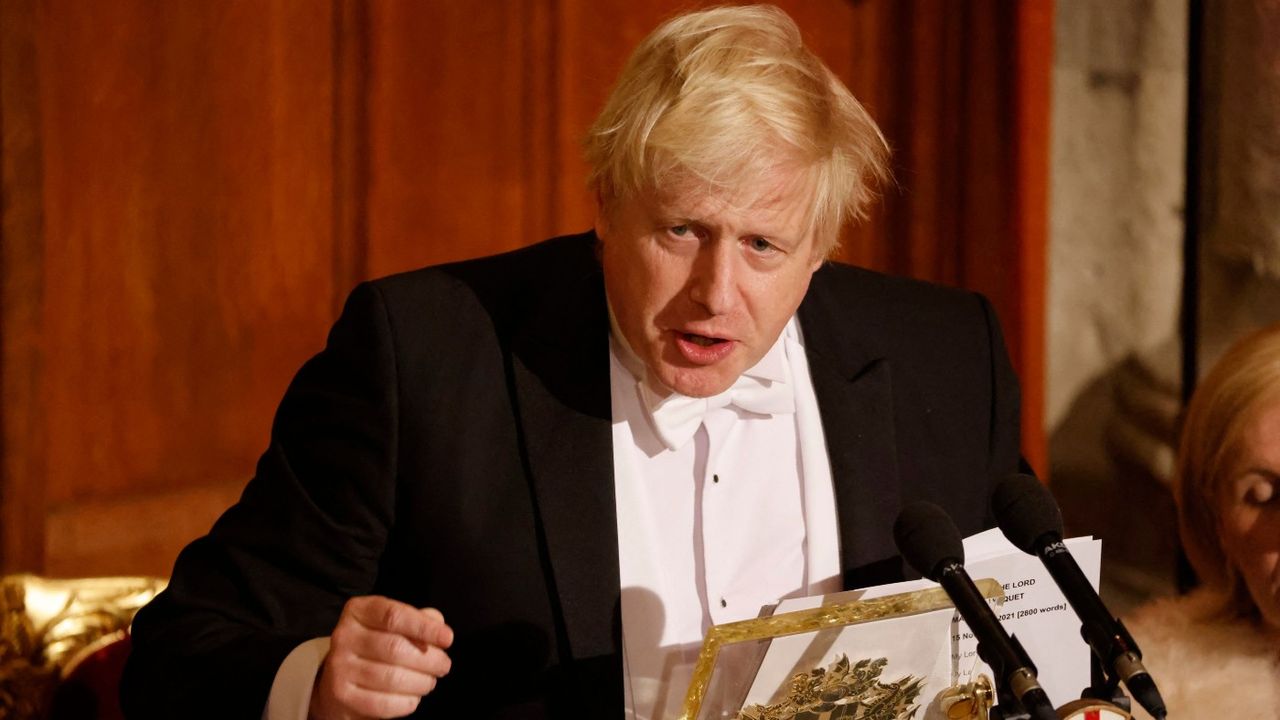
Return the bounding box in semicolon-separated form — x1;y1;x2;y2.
639;374;795;451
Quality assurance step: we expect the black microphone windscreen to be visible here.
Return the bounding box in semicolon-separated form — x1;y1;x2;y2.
992;473;1065;553
893;502;964;581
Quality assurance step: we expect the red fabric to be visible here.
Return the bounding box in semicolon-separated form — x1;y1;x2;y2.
49;635;131;720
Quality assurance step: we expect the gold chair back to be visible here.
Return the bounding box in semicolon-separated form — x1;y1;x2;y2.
0;574;166;719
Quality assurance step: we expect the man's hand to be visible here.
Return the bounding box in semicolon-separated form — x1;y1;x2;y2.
309;596;454;719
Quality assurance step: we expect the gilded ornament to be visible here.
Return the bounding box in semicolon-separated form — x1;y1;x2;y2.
0;574;165;719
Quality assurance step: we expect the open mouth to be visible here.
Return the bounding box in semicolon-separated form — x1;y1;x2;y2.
682;332;728;347
674;331;735;364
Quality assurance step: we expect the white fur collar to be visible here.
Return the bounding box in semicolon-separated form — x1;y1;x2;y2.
1124;588;1280;718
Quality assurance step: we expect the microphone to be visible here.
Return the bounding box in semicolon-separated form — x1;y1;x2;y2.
993;473;1168;719
894;502;1059;720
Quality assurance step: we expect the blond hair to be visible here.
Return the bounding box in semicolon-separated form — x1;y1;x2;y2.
584;4;890;255
1176;322;1280;617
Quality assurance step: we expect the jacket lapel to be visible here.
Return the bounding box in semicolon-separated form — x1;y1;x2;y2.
507;247;905;668
509;250;622;669
798;270;904;588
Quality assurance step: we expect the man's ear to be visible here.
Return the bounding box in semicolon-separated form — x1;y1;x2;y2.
809;238;831;273
593;188;609;240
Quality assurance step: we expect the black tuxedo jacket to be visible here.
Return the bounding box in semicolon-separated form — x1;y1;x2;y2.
122;232;1021;718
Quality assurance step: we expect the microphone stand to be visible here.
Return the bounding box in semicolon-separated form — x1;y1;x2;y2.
979;616;1137;719
989;657;1138;720
1080;653;1132;712
1044;655;1137;719
987;667;1138;720
966;630;1052;720
990;684;1033;720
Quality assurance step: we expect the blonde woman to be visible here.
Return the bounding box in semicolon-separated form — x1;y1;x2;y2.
1126;323;1280;717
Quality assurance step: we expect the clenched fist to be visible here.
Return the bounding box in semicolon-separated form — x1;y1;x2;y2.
309;596;454;719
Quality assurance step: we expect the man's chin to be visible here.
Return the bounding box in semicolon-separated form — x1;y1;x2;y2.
654;365;739;398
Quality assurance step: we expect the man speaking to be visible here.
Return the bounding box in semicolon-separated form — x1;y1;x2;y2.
122;5;1021;719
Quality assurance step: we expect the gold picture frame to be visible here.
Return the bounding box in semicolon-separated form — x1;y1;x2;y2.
679;578;1005;720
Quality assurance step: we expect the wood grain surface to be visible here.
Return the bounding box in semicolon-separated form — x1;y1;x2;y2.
0;0;1050;577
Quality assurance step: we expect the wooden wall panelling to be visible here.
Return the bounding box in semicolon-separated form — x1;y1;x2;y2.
363;0;558;277
35;0;339;576
332;0;371;314
835;0;894;271
522;0;559;243
552;0;685;238
2;0;1051;577
1;0;47;573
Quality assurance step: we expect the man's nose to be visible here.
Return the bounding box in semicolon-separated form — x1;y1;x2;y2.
687;239;736;315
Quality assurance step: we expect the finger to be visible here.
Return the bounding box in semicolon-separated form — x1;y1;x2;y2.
333;625;453;677
338;655;442;696
324;680;422;719
417;608;453;650
347;597;453;648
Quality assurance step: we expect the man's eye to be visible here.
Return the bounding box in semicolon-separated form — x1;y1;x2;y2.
748;236;776;253
669;225;691;237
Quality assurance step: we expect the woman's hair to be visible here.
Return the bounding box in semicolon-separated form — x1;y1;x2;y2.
1176;322;1280;616
584;4;890;255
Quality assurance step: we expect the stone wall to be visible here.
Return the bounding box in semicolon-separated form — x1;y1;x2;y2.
1196;0;1280;367
1048;0;1280;614
1047;0;1188;613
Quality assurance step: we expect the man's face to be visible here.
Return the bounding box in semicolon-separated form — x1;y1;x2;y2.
598;168;824;398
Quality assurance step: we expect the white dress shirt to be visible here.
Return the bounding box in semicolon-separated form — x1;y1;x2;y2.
611;317;841;720
263;318;842;720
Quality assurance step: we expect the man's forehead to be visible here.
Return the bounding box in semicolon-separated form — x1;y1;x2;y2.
646;170;816;228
